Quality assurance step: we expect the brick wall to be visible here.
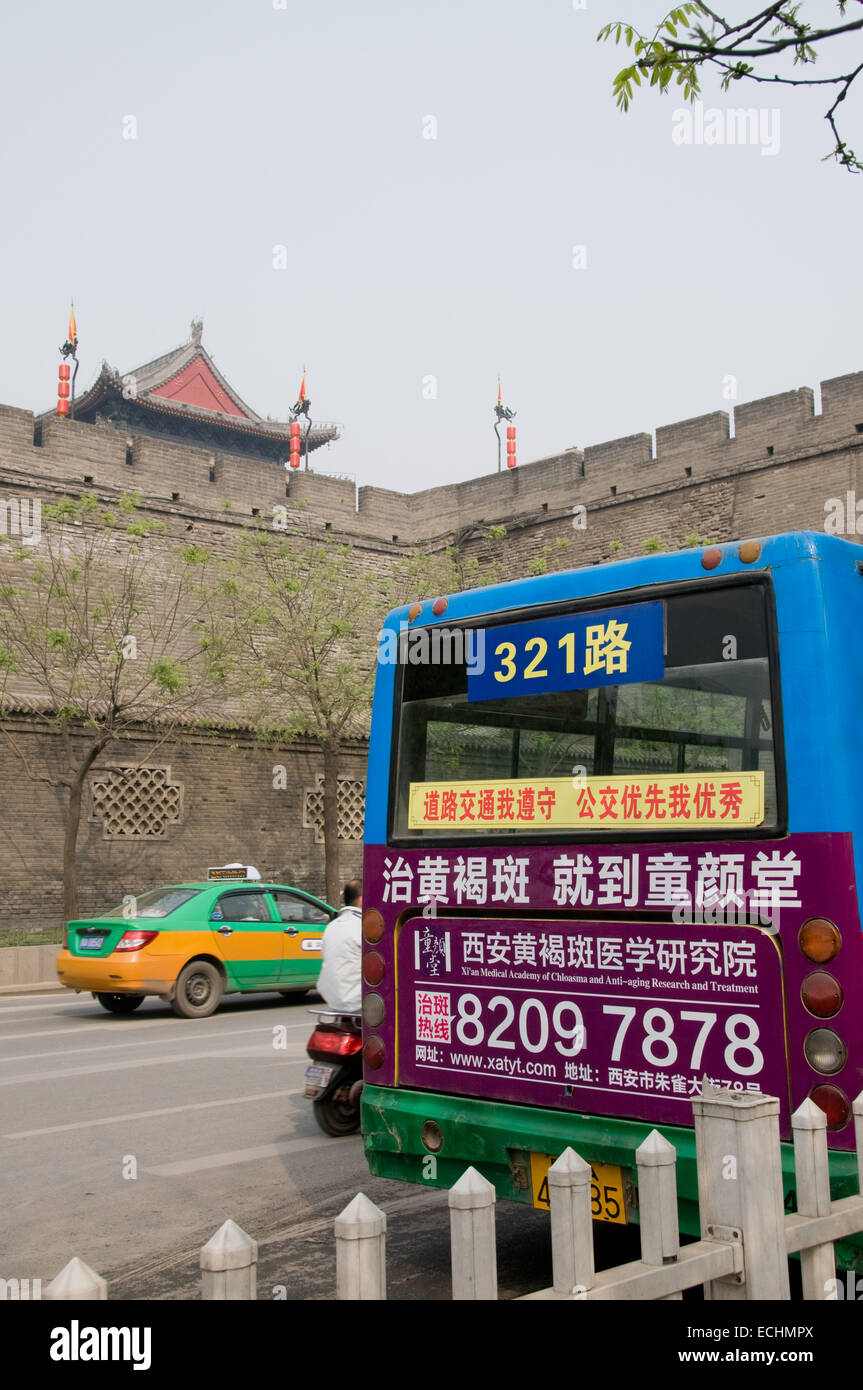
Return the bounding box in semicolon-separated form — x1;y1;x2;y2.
0;720;365;928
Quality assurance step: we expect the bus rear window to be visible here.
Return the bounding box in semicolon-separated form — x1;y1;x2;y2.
392;582;781;839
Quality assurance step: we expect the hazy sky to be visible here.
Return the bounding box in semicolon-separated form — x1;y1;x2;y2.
1;0;861;492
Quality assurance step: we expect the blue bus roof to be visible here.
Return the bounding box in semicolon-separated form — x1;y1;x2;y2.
383;531;859;631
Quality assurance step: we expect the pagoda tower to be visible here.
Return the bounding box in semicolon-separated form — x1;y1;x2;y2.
47;319;340;466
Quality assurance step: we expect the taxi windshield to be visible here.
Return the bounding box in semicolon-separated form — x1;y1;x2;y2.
102;887;203;919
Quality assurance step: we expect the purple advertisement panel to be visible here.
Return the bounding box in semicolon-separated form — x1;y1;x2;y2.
365;833;863;1146
398;917;788;1129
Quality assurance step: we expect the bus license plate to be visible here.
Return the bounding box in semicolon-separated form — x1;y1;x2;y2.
529;1153;627;1225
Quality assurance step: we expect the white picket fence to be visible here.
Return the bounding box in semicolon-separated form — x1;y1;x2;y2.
11;1085;863;1301
337;1085;863;1301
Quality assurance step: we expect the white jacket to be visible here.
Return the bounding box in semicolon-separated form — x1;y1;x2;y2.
317;905;362;1013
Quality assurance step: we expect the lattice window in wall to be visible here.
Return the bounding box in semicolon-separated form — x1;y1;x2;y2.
90;765;184;839
303;776;365;844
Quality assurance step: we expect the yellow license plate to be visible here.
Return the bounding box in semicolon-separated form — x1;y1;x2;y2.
529;1152;627;1225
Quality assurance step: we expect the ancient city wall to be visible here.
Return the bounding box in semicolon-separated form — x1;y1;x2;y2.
3;369;863;550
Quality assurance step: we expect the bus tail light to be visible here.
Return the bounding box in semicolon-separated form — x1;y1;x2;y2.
362;909;385;943
362;992;385;1027
804;1028;847;1075
114;930;159;952
363;951;385;986
809;1084;851;1131
799;918;841;963
801;971;843;1019
363;1036;385;1069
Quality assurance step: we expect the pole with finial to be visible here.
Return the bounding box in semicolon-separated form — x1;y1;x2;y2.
290;369;312;470
494;378;516;472
58;302;79;420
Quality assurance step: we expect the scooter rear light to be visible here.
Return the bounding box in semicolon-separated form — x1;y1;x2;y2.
115;930;159;952
307;1029;362;1058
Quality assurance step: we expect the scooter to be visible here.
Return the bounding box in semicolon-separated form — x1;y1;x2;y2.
304;1008;363;1135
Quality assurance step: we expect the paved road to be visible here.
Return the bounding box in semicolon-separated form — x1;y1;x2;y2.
1;989;626;1300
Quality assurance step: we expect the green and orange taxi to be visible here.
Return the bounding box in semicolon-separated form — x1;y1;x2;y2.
55;866;336;1018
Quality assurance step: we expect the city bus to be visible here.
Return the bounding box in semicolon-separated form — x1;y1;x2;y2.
360;531;863;1261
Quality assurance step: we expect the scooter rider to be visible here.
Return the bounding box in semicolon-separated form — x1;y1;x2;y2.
317;879;362;1014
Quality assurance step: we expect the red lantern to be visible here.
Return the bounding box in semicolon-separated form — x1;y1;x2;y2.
56;399;69;417
507;456;516;469
506;425;516;440
289;419;302;467
59;363;71;381
58;382;70;399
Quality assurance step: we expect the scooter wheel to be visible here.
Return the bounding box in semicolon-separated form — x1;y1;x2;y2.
313;1095;361;1136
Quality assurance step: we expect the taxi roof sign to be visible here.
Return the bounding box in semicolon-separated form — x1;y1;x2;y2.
207;864;260;881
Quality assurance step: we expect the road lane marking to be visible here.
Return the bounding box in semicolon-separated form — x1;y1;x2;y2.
0;998;94;1013
0;1011;312;1045
144;1134;350;1176
4;1088;305;1139
0;1044;307;1086
0;1020;311;1061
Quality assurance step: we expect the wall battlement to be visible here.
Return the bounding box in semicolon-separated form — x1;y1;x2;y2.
2;370;863;543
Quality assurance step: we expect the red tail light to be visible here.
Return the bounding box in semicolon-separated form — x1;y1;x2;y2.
115;930;160;952
809;1084;851;1131
307;1029;362;1058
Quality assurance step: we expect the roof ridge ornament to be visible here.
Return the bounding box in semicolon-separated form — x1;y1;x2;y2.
190;318;203;345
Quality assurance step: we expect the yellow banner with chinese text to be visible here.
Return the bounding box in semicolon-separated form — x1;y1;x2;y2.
407;772;765;831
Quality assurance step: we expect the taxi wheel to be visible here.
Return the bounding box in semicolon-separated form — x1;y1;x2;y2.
96;993;145;1014
171;961;224;1018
